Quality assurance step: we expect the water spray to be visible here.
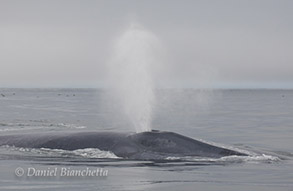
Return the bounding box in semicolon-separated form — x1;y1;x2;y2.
107;23;161;133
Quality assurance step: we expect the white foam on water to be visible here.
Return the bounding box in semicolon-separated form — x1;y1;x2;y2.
72;148;120;159
0;146;120;159
166;154;280;163
0;144;280;163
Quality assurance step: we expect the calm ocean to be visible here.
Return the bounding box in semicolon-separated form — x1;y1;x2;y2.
0;89;292;191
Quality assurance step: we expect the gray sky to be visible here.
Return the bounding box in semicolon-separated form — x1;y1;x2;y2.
0;0;292;88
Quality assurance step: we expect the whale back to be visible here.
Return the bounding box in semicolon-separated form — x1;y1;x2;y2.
128;131;246;158
0;132;127;151
0;130;247;160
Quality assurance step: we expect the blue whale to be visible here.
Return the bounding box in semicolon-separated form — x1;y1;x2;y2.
0;130;247;160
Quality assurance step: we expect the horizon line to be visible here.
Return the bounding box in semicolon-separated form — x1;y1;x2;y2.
0;87;293;90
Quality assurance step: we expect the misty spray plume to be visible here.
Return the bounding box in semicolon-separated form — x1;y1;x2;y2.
107;23;162;133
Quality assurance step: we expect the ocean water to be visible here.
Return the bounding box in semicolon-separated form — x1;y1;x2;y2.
0;88;292;191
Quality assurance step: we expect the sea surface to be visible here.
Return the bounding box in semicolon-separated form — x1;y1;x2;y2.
0;88;292;191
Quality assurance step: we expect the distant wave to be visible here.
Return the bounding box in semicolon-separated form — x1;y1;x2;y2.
0;122;86;132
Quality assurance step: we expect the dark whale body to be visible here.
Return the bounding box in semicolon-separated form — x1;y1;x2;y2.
0;130;247;160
